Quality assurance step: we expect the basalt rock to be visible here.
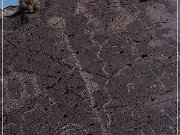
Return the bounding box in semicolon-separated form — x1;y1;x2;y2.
2;0;177;135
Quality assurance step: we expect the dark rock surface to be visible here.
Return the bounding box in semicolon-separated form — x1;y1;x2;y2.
2;0;178;135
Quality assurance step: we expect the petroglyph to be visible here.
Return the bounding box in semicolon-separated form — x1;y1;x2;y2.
55;124;88;135
110;0;136;32
2;72;41;112
75;1;86;15
76;0;137;33
80;71;99;93
49;15;112;134
64;36;111;135
48;17;66;29
89;31;112;133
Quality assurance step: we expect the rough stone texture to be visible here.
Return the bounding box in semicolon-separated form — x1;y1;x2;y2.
2;0;178;135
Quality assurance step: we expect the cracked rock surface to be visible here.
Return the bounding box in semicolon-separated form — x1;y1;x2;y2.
2;0;178;135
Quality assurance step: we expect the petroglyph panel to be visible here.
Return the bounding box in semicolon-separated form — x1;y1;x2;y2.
3;0;177;134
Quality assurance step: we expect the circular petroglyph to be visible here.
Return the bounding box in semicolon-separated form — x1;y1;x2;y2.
2;72;42;112
48;17;66;29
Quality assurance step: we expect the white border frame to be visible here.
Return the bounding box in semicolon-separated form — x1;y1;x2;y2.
1;0;4;135
177;0;179;134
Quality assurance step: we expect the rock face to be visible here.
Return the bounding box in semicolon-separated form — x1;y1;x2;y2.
2;0;177;135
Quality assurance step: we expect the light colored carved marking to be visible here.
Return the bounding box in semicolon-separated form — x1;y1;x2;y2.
64;35;111;135
52;16;111;134
2;72;42;112
75;1;86;15
127;83;135;93
55;124;88;135
95;41;112;132
80;71;99;93
48;17;66;29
